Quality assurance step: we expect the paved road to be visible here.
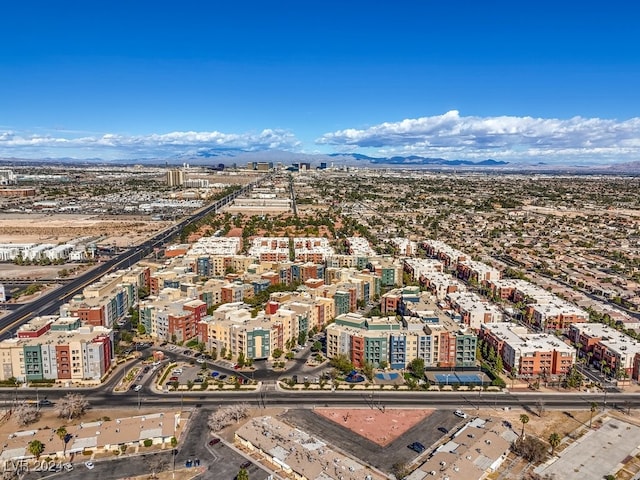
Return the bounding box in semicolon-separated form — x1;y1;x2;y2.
0;177;265;339
2;387;638;412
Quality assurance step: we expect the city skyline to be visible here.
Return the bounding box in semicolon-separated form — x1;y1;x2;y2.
2;1;639;164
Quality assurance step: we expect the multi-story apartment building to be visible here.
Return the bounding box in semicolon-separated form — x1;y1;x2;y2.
422;240;467;268
446;291;503;330
326;311;477;369
0;316;113;382
138;289;205;343
197;300;310;360
568;323;640;379
480;322;575;377
530;301;589;332
456;260;501;284
62;276;137;328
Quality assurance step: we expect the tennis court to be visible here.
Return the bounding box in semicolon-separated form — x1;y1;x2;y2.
433;372;484;385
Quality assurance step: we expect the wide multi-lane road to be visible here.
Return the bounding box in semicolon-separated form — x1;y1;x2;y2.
0;387;633;411
0;177;263;339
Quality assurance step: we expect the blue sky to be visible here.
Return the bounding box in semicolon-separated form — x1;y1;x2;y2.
1;1;639;163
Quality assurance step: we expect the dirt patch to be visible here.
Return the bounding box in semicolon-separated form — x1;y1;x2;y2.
313;408;433;446
0;213;171;247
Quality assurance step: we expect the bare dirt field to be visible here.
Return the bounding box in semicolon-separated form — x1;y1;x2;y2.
0;213;171;247
314;407;433;446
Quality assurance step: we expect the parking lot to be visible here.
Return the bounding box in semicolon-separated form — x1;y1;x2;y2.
284;408;465;473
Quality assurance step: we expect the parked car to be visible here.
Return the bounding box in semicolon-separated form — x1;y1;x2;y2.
208;438;220;446
134;384;143;392
218;374;227;380
211;371;220;377
454;410;468;419
84;461;95;470
438;427;449;434
63;463;73;471
240;460;252;469
408;442;426;453
169;376;179;382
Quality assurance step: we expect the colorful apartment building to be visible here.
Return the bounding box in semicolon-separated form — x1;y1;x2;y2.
480;322;575;377
0;316;113;382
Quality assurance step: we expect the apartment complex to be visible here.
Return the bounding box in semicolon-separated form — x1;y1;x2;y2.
326;308;477;369
568;323;640;379
0;316;114;382
62;266;150;328
480;322;575;377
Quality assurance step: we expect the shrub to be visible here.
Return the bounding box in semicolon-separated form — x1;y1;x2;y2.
143;439;153;447
82;450;93;456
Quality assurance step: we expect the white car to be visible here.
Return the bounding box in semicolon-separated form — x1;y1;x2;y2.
454;410;468;419
134;384;143;392
84;461;95;470
63;463;73;471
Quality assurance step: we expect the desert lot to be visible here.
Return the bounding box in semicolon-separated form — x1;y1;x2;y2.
0;213;171;247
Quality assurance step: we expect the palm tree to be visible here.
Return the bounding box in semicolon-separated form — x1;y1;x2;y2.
56;426;68;456
548;432;561;455
27;439;44;459
519;413;530;438
590;402;598;428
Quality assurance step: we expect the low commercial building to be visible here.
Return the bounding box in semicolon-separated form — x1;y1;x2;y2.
235;416;385;480
0;412;184;461
409;417;518;480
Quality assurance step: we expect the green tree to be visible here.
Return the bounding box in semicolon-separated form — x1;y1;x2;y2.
28;439;44;459
237;352;246;368
272;348;283;360
236;467;249;480
409;358;425;378
548;432;561;455
329;354;354;375
519;413;529;437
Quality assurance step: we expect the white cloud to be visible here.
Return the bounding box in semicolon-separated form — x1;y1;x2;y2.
0;128;302;159
317;111;640;162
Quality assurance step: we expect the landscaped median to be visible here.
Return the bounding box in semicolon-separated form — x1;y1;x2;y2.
278;377;504;392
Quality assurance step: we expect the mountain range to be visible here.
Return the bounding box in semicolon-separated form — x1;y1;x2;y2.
2;150;640;174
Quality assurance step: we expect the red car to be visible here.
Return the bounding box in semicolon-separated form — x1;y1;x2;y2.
169;376;179;382
208;438;220;446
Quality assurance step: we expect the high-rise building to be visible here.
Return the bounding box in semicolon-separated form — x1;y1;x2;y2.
166;169;185;187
